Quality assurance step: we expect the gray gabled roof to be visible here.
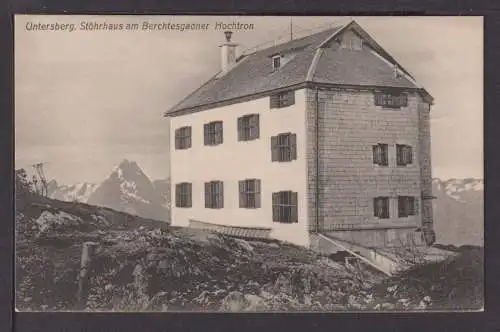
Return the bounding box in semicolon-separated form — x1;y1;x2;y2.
165;20;431;116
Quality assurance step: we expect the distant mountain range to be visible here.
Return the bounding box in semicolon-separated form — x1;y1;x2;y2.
432;178;483;246
47;159;170;222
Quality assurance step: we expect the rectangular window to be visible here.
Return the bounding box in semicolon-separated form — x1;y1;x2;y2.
398;196;416;217
373;197;390;219
238;114;260;141
174;126;192;150
272;191;298;223
396;144;413;166
271;133;297;162
372;143;389;166
270;90;295;108
374;92;408;108
272;55;281;70
205;181;223;209
239;179;261;208
341;36;363;50
204;121;223;146
175;182;192;208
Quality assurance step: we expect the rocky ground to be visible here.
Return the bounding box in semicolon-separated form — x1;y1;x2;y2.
15;189;483;312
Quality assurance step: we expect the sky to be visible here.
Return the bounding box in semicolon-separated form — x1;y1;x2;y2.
15;15;483;184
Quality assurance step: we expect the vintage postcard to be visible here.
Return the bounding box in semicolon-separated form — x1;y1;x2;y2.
14;15;483;312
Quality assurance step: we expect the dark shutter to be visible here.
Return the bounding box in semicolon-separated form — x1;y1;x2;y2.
382;144;388;166
238;180;245;208
270;94;280;109
398;196;404;217
255;180;261;208
186;127;192;148
237;117;243;141
218;181;224;208
174;129;180;149
373;145;379;164
203;124;209;146
414;197;420;215
290;134;297;160
396;145;402;166
272;192;279;221
383;198;390;218
291;191;298;223
288;91;295;106
204;182;210;208
408;146;413;164
215;122;223;144
271;136;278;162
251;114;260;139
175;183;180;207
187;183;192;207
401;94;408;107
374;93;383;106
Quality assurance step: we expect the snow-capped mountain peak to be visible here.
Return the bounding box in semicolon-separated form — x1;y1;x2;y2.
47;179;98;203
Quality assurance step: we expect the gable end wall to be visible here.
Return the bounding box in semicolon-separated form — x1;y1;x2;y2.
306;87;434;248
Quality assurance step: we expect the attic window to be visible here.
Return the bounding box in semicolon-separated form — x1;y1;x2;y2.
341;35;363;51
272;55;281;70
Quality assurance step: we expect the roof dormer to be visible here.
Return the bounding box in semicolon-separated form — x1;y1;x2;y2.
272;54;282;71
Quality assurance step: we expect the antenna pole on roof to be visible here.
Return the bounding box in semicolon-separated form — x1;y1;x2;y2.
290;17;293;40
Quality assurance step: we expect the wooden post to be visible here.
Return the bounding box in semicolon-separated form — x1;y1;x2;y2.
76;241;99;310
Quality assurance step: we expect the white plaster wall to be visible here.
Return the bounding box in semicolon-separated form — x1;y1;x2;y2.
169;89;310;246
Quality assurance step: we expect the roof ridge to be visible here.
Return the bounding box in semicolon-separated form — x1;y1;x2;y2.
244;24;344;56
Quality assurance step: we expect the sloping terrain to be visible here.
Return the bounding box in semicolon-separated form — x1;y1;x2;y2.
15;186;483;312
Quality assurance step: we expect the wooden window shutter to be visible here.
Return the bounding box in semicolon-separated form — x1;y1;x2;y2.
288;91;295;106
203;124;209;145
398;196;404;217
272;192;279;221
187;183;192;207
408;197;415;215
373;145;379;164
382;144;388;165
174;129;180;149
255;180;261;208
175;184;180;207
251;114;260;139
396;145;402;166
270;94;280;109
238;180;245;208
271;136;278;161
414;197;420;215
290;134;297;160
374;93;383;106
408;146;413;164
237;117;243;141
215;122;223;144
218;181;224;208
373;198;378;217
204;182;210;208
291;191;298;222
186;127;192;148
401;94;408;107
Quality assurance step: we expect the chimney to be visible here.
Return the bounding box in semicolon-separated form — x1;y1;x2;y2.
219;31;238;73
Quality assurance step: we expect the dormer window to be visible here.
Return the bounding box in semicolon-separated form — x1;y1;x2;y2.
272;55;281;70
341;34;363;51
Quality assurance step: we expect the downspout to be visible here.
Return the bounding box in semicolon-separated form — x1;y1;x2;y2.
315;89;320;233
